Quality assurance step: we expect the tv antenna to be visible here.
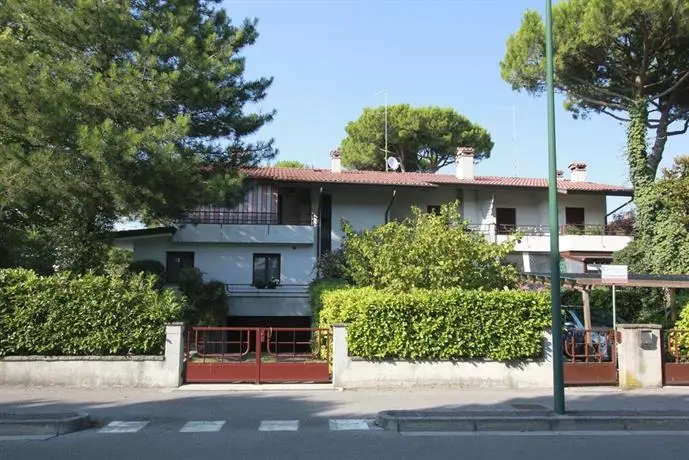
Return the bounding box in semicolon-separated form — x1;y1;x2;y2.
375;89;389;171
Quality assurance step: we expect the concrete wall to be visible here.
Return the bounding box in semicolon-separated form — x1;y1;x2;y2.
174;224;315;245
331;325;554;389
0;324;184;388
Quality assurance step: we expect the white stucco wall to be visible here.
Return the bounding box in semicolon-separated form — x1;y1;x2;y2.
330;188;391;250
0;324;184;388
331;326;554;389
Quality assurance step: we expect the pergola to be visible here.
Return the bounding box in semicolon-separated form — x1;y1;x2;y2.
523;272;689;329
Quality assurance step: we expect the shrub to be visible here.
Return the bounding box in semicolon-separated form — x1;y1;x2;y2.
0;268;184;356
128;259;166;278
177;268;228;326
317;287;550;361
308;278;349;327
340;201;518;291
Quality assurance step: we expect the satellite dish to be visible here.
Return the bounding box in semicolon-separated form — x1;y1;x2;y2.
387;156;400;171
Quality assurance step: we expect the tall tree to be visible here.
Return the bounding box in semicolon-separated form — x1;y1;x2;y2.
0;0;275;272
340;104;493;172
273;160;310;168
500;0;689;239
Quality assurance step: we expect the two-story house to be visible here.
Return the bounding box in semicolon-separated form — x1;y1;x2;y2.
113;148;633;328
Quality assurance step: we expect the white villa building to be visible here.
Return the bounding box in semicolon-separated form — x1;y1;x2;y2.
113;148;634;328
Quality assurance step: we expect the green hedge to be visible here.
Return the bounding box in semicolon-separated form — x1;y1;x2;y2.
316;286;550;361
0;268;184;356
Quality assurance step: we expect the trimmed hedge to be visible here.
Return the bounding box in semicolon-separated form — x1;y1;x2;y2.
316;286;550;361
0;268;184;356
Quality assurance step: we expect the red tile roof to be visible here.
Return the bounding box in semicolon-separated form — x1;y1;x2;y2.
241;167;633;195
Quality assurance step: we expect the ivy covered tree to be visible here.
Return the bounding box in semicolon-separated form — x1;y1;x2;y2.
339;201;517;291
501;0;689;240
340;105;493;172
0;0;275;273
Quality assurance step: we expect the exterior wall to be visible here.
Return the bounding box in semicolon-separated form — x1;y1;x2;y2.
132;239;315;317
0;324;184;388
388;187;462;220
330;187;391;251
174;224;315;245
332;326;554;389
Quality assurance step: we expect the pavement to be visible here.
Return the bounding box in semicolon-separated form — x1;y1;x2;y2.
3;386;689;458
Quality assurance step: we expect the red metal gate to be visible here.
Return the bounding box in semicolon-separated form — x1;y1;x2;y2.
563;329;618;385
184;327;331;384
663;329;689;385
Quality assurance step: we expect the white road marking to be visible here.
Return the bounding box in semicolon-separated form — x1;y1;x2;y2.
329;419;372;431
98;421;150;433
258;420;299;431
180;421;226;433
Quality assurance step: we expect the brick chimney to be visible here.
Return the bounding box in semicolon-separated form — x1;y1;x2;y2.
330;148;342;173
568;162;587;182
557;170;564;178
455;147;475;180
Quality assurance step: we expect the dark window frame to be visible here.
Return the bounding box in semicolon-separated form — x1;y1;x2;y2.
165;251;195;284
495;207;517;234
252;253;281;289
427;205;442;215
565;207;586;229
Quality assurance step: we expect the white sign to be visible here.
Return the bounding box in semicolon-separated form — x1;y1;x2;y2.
601;264;628;284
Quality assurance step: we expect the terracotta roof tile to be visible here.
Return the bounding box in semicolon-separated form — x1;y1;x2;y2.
241;167;633;195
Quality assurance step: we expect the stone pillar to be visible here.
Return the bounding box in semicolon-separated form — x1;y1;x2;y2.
332;324;350;389
164;322;185;387
617;324;663;389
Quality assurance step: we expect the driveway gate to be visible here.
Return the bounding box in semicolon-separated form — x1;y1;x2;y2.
184;327;331;384
563;329;618;385
663;329;689;385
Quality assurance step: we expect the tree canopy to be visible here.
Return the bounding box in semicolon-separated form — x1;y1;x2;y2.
617;156;689;274
338;201;517;291
273;160;310;168
0;0;275;273
339;104;493;172
501;0;689;239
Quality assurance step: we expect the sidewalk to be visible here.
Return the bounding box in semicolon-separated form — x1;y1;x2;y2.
2;385;689;431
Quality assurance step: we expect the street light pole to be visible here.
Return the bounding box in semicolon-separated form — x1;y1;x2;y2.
545;0;565;414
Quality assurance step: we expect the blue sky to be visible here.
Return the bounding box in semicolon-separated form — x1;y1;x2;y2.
222;0;689;207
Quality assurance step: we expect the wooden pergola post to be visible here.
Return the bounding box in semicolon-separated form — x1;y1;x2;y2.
582;286;592;331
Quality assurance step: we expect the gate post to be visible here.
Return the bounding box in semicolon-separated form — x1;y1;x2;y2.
164;322;185;387
332;324;350;388
617;324;663;390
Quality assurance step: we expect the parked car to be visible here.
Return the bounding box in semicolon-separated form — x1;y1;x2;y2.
562;306;622;362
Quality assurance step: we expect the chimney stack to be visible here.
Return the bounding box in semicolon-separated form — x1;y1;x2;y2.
330;148;342;173
455;147;475;180
568;162;587;182
557;170;564;178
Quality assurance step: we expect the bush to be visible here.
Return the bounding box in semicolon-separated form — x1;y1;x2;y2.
177;268;228;326
128;259;166;278
0;268;184;356
309;278;349;327
316;287;550;361
340;201;518;291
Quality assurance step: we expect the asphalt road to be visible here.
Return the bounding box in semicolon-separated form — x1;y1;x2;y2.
3;386;689;459
3;428;689;460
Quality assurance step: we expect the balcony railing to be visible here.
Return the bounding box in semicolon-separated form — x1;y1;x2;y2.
177;211;312;226
466;224;634;237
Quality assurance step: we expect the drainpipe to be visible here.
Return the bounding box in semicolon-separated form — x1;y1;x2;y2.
384;189;397;224
316;187;323;275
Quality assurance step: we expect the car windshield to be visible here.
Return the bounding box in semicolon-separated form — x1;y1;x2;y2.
566;307;626;328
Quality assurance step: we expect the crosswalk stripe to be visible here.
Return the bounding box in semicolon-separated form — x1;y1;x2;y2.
98;421;149;433
258;420;299;431
180;421;226;433
329;419;372;431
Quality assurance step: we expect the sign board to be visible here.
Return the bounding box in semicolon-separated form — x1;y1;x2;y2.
601;264;628;284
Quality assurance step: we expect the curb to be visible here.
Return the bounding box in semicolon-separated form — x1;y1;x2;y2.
375;410;689;432
0;412;91;437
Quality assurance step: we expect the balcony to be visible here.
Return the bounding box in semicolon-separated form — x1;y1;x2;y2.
467;224;633;253
173;212;315;245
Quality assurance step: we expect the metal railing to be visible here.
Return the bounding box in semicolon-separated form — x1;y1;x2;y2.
466;223;633;237
664;330;689;364
185;327;330;363
177;211;312;226
563;328;616;363
224;284;309;297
